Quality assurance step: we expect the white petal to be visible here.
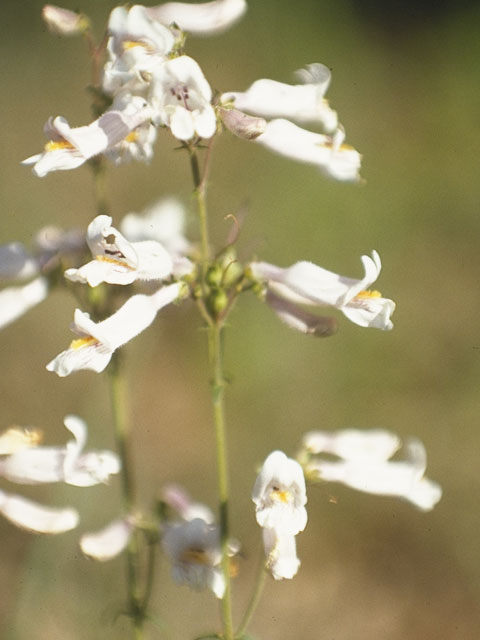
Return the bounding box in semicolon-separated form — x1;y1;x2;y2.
265;290;338;337
255;119;361;182
302;429;401;461
0;277;49;330
0;243;38;280
0;490;79;534
147;0;247;35
80;517;133;561
263;528;300;580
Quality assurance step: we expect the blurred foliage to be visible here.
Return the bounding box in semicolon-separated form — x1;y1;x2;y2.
1;0;480;638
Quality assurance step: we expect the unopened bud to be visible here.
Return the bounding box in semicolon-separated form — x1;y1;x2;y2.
208;289;229;316
206;264;223;288
219;108;267;140
42;5;90;36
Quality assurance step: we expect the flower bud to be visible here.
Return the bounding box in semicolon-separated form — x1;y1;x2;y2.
206;264;223;288
208;289;229;316
219;108;267;140
42;5;90;36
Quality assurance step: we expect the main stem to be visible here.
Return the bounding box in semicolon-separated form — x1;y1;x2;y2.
108;353;145;639
190;145;234;639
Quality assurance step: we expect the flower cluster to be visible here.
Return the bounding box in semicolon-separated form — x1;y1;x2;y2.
24;0;361;182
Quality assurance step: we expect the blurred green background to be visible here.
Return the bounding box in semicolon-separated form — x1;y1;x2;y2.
1;0;480;638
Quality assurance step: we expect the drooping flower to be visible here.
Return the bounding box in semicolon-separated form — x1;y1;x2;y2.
254;119;361;182
252;450;307;537
64;214;173;287
262;528;300;580
0;415;120;487
300;429;442;511
46;282;185;377
146;0;247;36
162;517;225;598
249;250;395;331
22;99;153;177
222;63;337;132
149;55;216;141
80;516;134;561
0;490;79;534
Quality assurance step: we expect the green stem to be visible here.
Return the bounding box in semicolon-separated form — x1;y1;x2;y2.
235;547;267;638
189;147;210;268
108;353;145;639
208;324;234;640
91;157;109;216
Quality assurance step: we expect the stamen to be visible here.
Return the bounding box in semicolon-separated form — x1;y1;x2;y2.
355;289;382;299
44;140;75;152
270;488;291;504
124;131;138;144
69;336;99;350
123;40;151;51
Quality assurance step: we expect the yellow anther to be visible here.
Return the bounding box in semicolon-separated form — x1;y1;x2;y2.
44;140;75;152
355;289;382;299
69;336;99;350
123;40;152;51
271;488;291;504
124;131;138;143
180;548;210;565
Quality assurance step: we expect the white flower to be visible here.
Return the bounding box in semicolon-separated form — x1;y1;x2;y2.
301;429;442;511
222;63;338;132
0;243;38;281
80;517;134;561
252;450;307;536
0;415;120;487
264;290;338;337
46;283;184;377
162;517;225;598
262;528;300;580
103;5;175;95
22;99;153;177
0;277;49;330
64;214;173;287
0;489;79;534
146;0;247;36
150;55;216;141
250;250;395;331
254;119;361;182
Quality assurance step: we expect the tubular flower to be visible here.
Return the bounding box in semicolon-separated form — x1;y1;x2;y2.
103;4;175;95
162;517;225;598
64;214;173;287
222;63;338;132
0;490;79;534
0;415;120;487
22;99;153;177
150;55;216;141
249;250;395;331
252;450;307;537
46;282;185;376
300;429;442;511
146;0;247;36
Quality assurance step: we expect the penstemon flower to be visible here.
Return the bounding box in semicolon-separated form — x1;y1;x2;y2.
146;0;247;36
22;98;153;177
64;214;174;287
252;450;307;537
46;282;185;376
222;63;338;132
300;429;442;511
0;415;120;487
162;516;226;598
249;250;395;330
149;55;216;141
